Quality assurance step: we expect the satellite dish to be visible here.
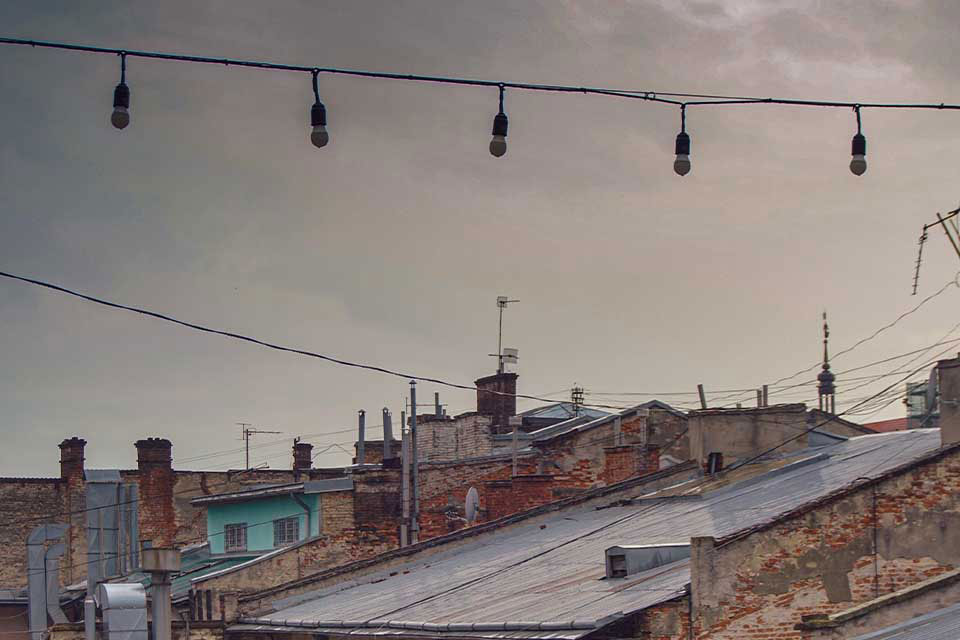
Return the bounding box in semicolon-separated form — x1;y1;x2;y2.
926;365;940;415
465;487;480;525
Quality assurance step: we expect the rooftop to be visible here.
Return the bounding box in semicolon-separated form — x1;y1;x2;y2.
851;601;960;639
235;429;945;640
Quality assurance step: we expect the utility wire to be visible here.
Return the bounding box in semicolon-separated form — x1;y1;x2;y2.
0;270;633;412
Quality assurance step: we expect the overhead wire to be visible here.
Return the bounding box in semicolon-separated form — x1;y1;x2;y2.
0;270;636;413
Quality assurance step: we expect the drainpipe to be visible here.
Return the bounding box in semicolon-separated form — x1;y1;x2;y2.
291;492;312;539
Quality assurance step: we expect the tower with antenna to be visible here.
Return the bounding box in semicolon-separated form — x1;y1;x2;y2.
817;313;837;413
477;296;521;434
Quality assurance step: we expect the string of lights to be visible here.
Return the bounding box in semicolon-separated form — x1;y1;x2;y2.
3;36;960;174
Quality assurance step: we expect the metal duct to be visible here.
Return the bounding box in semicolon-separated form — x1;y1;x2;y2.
27;523;67;640
86;471;140;589
97;583;148;640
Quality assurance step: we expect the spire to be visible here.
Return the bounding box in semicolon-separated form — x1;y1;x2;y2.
817;311;836;412
822;311;830;368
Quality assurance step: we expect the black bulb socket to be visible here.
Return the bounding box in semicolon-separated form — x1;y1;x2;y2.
851;132;866;156
675;131;690;155
113;82;130;109
492;112;508;137
311;102;327;127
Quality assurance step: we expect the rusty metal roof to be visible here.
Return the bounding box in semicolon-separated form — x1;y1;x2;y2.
235;429;943;640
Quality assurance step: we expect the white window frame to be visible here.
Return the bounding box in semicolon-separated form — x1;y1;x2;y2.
224;523;247;552
273;516;300;547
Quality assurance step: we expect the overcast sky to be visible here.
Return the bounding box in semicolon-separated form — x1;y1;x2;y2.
2;1;959;476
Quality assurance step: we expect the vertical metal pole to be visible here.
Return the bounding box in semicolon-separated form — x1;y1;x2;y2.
936;213;960;260
497;305;504;373
383;408;393;460
511;422;518;476
757;389;763;407
762;385;769;407
357;410;366;465
434;392;441;417
697;384;707;410
151;573;172;640
400;419;410;547
410;382;420;544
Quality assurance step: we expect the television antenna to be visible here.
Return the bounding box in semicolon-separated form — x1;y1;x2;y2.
490;296;519;373
237;422;282;469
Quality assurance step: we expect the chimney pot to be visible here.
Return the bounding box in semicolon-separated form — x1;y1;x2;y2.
475;372;519;434
293;440;313;475
59;437;87;481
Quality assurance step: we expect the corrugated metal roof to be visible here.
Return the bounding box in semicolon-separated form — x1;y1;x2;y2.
237;429;943;638
852;602;960;639
517;403;609;421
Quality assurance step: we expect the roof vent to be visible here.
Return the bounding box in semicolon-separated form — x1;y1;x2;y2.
605;543;690;579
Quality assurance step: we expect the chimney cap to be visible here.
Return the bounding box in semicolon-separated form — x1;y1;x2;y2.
59;437;87;448
135;437;172;449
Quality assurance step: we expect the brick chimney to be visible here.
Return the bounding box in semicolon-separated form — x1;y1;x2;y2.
939;355;960;446
59;437;86;482
293;440;313;477
475;372;518;434
135;438;175;548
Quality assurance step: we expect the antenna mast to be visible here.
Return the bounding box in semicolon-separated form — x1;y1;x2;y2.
237;423;282;469
494;295;519;373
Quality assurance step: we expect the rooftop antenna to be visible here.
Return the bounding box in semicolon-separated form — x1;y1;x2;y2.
490;295;519;373
237;422;282;469
571;385;585;416
911;204;960;294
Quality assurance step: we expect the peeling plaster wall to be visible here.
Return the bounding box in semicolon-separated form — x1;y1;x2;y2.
690;447;960;639
803;577;960;639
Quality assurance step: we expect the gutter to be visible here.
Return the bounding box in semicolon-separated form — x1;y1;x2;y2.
236;617;600;632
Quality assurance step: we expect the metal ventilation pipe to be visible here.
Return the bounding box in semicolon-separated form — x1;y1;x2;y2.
141;549;180;640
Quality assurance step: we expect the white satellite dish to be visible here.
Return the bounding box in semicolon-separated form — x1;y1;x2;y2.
465;487;480;525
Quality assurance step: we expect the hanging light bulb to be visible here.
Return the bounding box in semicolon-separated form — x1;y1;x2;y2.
849;105;866;176
111;53;130;130
489;84;507;158
309;70;329;148
673;106;690;176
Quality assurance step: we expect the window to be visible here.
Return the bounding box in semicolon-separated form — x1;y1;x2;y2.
224;523;247;552
273;516;300;546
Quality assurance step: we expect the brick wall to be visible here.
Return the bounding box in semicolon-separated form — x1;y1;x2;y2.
690;445;960;639
600;445;660;486
0;479;66;589
416;414;494;462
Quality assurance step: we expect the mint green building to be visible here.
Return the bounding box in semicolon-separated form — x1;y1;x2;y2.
191;478;352;556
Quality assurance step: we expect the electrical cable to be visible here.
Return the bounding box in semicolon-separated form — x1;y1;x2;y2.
0;270;635;412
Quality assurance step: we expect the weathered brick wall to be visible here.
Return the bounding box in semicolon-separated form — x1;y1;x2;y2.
50;621;224;640
536;412;662;489
416;414;494;461
800;571;960;639
0;479;66;589
691;446;960;639
417;456;537;536
647;409;690;465
635;600;690;640
600;445;660;486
